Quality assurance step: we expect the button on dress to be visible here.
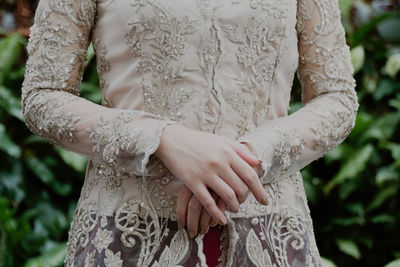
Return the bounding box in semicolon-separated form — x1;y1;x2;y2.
21;0;359;266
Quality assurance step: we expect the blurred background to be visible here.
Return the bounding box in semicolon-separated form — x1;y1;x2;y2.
0;0;399;266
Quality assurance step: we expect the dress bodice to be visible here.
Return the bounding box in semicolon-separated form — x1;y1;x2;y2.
21;0;358;266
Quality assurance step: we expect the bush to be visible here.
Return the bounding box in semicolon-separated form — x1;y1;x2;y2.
0;1;399;266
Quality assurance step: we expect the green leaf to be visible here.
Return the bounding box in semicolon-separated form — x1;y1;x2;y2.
345;202;364;217
23;243;67;267
80;82;101;103
376;165;399;185
348;112;373;140
332;216;365;226
351;46;365;74
336;239;361;260
0;33;24;84
370;214;395;224
34;203;67;238
367;185;398;211
390;98;400;111
339;180;360;200
324;144;350;163
359;113;400;144
303;175;318;204
84;42;96;68
54;146;87;173
0;225;7;267
25;157;55;184
383;53;400;78
384;259;400;267
0;85;24;121
0;160;25;202
374;79;399;101
324;145;373;194
350;12;396;46
362;73;378;94
385;142;400;165
0;123;21;158
25;157;72;196
321;257;337;267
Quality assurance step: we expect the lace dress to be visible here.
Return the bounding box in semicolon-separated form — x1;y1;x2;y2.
21;0;359;266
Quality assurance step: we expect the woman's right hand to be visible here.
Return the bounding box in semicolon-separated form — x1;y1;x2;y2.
155;124;268;225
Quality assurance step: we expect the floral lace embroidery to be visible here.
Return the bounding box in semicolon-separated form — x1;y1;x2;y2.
249;0;291;20
23;2;94;95
93;38;113;107
271;129;306;176
65;201;98;267
114;199;170;265
125;0;200;123
49;0;97;27
245;212;316;267
22;90;81;146
82;110;174;214
242;126;306;183
84;250;96;267
295;0;358;157
226;92;253;137
151;230;190;267
222;10;289;135
86;111;156;167
246;228;274;266
92;228;113;252
312;109;356;152
197;13;224;133
104;249;123;267
21;0;97;148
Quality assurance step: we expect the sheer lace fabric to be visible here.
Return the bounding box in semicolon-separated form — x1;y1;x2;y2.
21;0;358;266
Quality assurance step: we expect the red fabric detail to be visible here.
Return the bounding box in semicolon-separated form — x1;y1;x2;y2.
203;226;222;267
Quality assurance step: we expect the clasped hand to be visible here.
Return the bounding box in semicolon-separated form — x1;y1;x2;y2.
155;124;267;238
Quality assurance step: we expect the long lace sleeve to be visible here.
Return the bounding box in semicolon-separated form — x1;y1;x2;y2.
21;0;178;177
237;0;359;184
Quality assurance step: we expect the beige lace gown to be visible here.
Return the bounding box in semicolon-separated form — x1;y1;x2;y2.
21;0;359;266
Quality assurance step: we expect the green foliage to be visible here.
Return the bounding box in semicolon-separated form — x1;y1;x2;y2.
24;243;67;267
0;31;95;266
297;5;400;267
0;2;399;267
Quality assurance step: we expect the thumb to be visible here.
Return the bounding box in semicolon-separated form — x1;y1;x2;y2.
236;142;261;166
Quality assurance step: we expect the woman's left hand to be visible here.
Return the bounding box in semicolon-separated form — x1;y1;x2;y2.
176;185;226;238
175;142;263;238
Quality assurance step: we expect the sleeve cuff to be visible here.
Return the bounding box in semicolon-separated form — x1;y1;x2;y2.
237;126;306;184
132;120;180;177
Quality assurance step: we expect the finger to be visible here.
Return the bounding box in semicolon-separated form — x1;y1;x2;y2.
217;164;249;204
230;153;268;206
231;141;261;165
210;198;228;227
207;175;240;212
200;190;219;232
176;186;192;229
199;208;211;234
191;183;227;225
187;196;202;238
209;191;220;227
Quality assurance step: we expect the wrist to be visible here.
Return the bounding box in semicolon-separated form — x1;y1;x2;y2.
155;124;182;159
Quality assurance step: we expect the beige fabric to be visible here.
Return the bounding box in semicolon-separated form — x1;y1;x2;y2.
21;0;358;266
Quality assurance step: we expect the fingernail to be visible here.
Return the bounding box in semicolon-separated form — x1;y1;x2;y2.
261;197;268;206
210;221;217;227
219;218;227;225
178;221;183;230
189;230;196;239
200;229;207;235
